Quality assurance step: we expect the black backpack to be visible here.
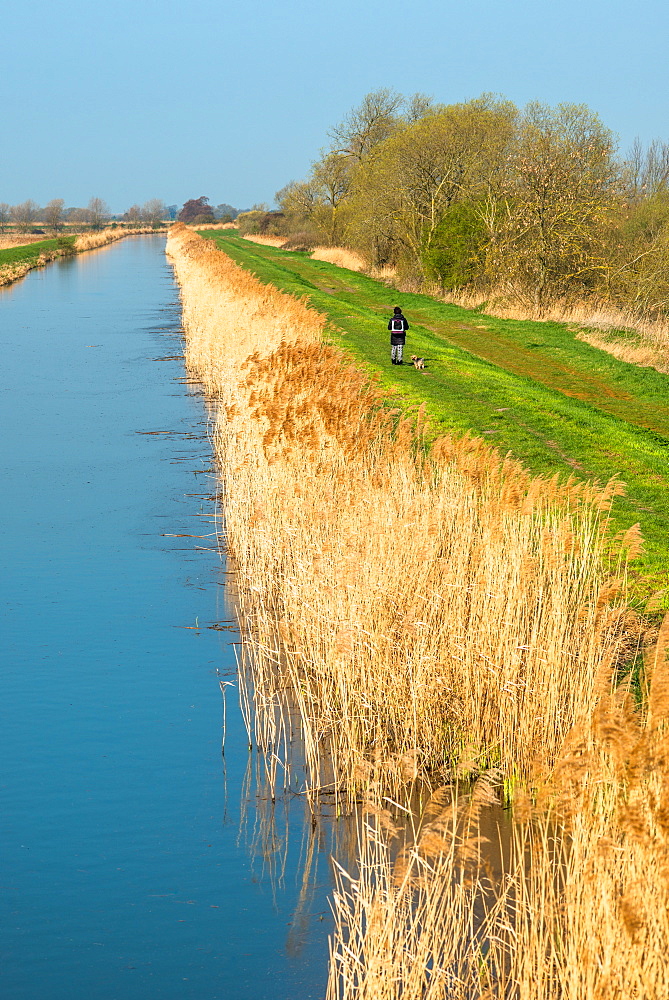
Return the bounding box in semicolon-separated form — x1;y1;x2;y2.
391;317;404;331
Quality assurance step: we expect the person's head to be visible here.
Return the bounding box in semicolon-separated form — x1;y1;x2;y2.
393;306;402;314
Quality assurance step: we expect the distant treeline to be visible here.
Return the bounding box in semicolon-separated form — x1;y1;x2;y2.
0;197;178;233
251;89;669;316
1;194;245;236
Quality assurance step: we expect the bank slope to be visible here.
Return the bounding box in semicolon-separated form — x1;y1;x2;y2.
199;229;669;598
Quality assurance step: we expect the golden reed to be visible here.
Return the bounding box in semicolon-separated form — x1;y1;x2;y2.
167;224;668;999
327;622;669;999
166;223;638;796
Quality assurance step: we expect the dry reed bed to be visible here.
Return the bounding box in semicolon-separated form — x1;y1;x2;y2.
328;624;669;999
73;226;156;251
166;223;668;999
166;223;638;796
240;234;366;270
310;246;366;271
238;233;367;270
241;233;288;248
0;258;52;287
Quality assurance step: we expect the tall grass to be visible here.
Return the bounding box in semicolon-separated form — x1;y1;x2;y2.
166;223;669;999
73;226;155;251
327;620;669;999
167;223;639;801
311;246;366;271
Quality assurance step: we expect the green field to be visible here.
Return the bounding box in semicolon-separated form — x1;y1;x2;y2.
199;229;669;601
0;236;75;268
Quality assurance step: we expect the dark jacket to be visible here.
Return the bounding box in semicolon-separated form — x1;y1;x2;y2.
388;313;409;344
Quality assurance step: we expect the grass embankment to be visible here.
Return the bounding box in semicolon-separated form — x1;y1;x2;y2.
0;228;158;287
170;222;635;792
169;225;668;1000
200;229;669;601
0;236;76;285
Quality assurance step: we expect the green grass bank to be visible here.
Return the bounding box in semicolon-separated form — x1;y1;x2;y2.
199;228;669;602
0;236;76;267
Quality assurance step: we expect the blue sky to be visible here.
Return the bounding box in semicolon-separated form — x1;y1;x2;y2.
4;0;667;214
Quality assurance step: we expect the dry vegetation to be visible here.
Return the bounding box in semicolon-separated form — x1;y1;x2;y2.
0;258;55;287
73;226;155;251
190;221;238;231
166;224;667;999
310;246;366;271
238;232;367;271
241;233;288;248
329;645;669;999
0;234;54;251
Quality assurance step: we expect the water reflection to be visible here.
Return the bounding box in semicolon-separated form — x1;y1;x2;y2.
0;237;335;1000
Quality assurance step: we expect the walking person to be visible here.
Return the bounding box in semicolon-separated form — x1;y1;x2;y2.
388;306;409;365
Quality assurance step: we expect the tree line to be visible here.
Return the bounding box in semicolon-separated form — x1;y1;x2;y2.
1;195;244;235
0;197;175;234
266;89;669;316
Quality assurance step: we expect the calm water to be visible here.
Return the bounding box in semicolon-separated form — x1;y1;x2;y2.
0;238;334;1000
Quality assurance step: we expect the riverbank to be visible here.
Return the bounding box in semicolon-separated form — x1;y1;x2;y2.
0;227;159;287
199;228;669;600
168;222;636;793
167;223;669;999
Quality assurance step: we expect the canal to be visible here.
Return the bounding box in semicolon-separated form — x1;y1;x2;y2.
0;237;334;1000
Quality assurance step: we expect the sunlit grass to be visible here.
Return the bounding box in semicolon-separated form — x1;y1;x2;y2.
199;229;669;598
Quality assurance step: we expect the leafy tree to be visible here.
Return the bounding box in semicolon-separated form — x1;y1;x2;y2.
485;103;619;309
347;97;516;274
178;197;214;224
236;209;285;236
309;154;353;244
606;191;669;313
277;155;353;245
422;201;486;289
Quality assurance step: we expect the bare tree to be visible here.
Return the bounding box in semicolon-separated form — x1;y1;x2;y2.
404;92;437;123
87;196;110;230
123;204;142;225
624;138;669;202
0;202;10;232
11;199;40;232
67;207;90;226
44;198;65;233
329;88;405;161
141;199;166;225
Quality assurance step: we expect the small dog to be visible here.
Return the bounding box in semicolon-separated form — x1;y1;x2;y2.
411;355;425;369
